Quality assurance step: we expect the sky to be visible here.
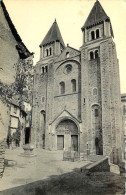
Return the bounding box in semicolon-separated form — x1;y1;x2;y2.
3;0;126;93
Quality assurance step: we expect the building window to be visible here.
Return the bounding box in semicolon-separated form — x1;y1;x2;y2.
91;31;95;40
93;88;98;95
65;64;72;74
71;79;76;92
84;98;85;104
46;49;48;56
59;82;65;94
95;109;98;117
42;67;44;74
66;52;69;58
49;48;52;55
42;97;45;103
95;50;99;59
90;51;94;60
96;29;100;38
45;66;48;72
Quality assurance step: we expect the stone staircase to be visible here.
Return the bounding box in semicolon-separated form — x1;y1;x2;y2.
80;153;105;162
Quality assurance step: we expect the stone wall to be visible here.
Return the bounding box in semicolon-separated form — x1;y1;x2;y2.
0;139;6;178
0;4;19;85
81;157;110;174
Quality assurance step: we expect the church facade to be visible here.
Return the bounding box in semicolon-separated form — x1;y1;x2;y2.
32;0;122;163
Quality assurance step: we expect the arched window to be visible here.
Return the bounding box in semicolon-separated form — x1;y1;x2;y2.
95;109;98;117
71;79;76;92
45;66;48;72
91;31;95;40
59;82;65;94
95;50;99;59
42;67;44;74
96;29;100;38
49;48;52;55
66;52;69;58
46;49;48;56
93;88;98;95
40;110;46;149
90;51;94;60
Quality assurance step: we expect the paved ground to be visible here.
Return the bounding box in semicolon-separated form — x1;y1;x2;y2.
0;148;90;191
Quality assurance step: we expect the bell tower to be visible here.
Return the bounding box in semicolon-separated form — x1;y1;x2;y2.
32;19;65;149
39;19;65;60
80;0;122;163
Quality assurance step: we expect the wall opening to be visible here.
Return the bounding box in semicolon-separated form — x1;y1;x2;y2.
96;29;100;38
59;82;65;94
40;110;46;149
95;50;99;59
90;51;94;60
91;31;95;40
71;79;76;92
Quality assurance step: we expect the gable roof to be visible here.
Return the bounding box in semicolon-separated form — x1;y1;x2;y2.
82;0;110;29
0;0;32;59
55;44;80;63
49;109;81;125
40;19;65;48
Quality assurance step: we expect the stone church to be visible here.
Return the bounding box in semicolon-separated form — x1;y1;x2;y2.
33;0;122;162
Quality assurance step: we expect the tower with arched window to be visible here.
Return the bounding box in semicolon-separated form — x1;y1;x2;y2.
33;0;122;163
81;0;122;163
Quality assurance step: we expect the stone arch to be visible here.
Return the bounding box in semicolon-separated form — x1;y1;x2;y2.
55;116;80;133
55;117;80;151
40;110;46;148
91;104;103;155
55;59;80;72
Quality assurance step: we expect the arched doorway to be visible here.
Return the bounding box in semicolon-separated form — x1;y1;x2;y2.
40;110;46;149
91;104;103;155
56;119;79;151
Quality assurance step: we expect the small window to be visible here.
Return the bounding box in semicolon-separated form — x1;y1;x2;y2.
90;51;94;60
84;98;85;104
42;67;44;74
65;64;72;74
93;88;98;95
66;52;69;58
95;50;99;59
95;109;98;117
91;31;95;40
42;97;45;103
49;48;52;55
46;49;48;56
59;82;65;94
45;66;48;72
96;29;100;38
71;79;76;92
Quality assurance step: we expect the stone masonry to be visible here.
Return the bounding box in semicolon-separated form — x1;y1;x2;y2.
32;0;122;164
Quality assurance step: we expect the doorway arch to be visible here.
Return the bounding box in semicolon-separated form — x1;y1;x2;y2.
56;118;79;151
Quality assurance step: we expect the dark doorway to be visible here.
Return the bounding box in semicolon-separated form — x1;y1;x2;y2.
57;135;64;150
71;135;78;151
25;127;30;144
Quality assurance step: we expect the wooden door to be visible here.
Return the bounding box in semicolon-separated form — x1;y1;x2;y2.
57;135;64;150
71;135;78;151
